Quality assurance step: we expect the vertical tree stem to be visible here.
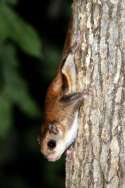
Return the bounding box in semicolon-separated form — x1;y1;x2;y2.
66;0;125;187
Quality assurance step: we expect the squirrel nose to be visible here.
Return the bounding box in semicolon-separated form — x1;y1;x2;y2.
47;140;56;150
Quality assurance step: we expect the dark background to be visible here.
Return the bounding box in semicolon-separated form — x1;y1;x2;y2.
0;0;71;188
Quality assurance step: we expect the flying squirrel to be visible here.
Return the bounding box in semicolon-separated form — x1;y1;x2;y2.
38;17;89;161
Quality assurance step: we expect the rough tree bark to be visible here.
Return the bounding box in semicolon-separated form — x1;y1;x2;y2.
66;0;125;188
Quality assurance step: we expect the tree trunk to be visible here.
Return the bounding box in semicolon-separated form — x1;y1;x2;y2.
66;0;125;188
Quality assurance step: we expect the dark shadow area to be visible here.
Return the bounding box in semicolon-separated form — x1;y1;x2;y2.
0;0;71;187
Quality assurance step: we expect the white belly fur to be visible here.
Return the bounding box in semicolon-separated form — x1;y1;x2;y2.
64;111;79;148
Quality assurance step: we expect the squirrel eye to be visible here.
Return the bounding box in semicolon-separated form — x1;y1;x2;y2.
47;140;56;150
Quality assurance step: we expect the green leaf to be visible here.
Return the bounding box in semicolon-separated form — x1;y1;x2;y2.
7;79;38;116
0;43;17;66
0;0;17;5
0;9;9;40
0;3;42;57
1;44;40;117
13;22;42;57
0;92;11;138
6;81;40;117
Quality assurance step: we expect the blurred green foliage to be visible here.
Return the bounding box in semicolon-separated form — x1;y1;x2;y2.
0;0;70;187
0;0;42;138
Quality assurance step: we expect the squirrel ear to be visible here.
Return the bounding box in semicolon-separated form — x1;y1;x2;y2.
48;124;59;135
62;54;77;94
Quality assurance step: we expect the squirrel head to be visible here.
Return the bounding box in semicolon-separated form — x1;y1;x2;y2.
38;122;67;161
